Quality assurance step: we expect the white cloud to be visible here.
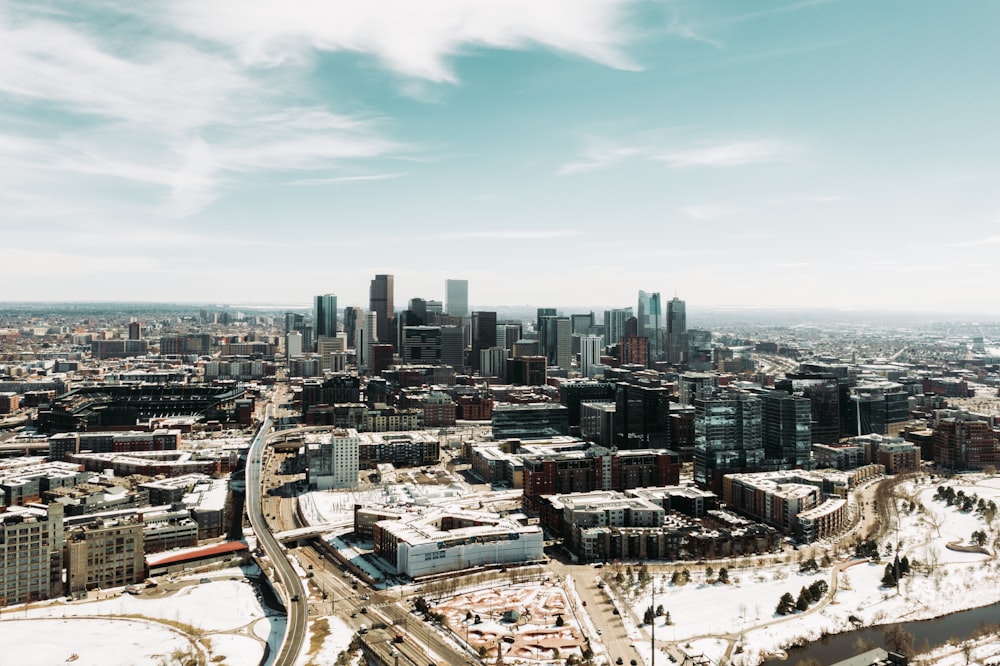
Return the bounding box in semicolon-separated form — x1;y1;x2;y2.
437;230;579;241
556;144;646;175
655;139;791;168
558;137;793;175
680;204;740;220
0;1;642;218
289;173;405;186
158;0;641;83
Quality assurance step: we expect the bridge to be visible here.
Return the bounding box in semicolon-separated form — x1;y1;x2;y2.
275;519;352;543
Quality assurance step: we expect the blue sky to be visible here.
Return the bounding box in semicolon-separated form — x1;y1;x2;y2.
2;0;999;313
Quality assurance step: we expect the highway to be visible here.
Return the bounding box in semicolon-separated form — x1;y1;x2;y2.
246;403;308;666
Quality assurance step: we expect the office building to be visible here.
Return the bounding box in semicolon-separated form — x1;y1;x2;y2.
286;331;303;358
637;290;662;358
603;308;632;350
369;274;395;349
507;356;547;386
479;346;506;379
470;311;497;373
496;323;523;353
128;321;141;340
580;334;604;378
775;373;843;444
445;279;469;317
760;389;812;467
539;315;572;370
666;297;686;365
439;325;465;371
65;517;145;595
306;428;360;490
401;326;442;365
314;293;338;339
615;381;672;449
343;306;363;348
694;390;764;492
0;504;64;606
493;403;569;440
933;414;1000;471
559;380;616;429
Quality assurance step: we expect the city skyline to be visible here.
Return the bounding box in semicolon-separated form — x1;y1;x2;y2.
3;2;1000;312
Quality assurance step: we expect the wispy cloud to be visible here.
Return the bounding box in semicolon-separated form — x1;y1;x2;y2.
731;0;838;24
666;17;723;50
558;137;794;175
680;204;741;220
656;139;792;168
436;230;580;241
289;173;405;186
556;143;646;175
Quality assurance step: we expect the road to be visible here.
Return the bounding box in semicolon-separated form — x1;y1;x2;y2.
246;404;308;666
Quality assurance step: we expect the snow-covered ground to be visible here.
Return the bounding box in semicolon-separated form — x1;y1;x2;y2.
297;615;356;666
5;567;279;666
613;474;1000;665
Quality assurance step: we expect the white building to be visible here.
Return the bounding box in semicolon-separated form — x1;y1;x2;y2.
579;334;604;378
371;506;543;578
286;331;303;358
307;428;360;490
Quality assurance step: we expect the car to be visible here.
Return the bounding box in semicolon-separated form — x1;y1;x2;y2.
631;661;637;666
582;600;587;606
360;607;368;614
351;612;358;618
596;628;602;635
612;608;620;615
616;658;624;665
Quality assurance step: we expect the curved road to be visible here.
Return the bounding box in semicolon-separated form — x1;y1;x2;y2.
247;404;308;666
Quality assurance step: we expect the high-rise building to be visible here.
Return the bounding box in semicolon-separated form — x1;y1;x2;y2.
479;347;506;379
314;294;338;339
471;311;497;373
440;325;465;371
539;316;572;370
286;331;303;358
603;308;632;350
445;279;469;317
615;382;672;449
759;389;812;467
666;297;687;365
496;323;523;353
344;307;363;348
637;291;662;358
579;334;604;378
369;274;395;349
128;321;141;340
306;428;360;490
401;326;442;365
694;390;764;492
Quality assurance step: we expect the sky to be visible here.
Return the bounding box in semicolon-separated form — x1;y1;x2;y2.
2;1;1000;313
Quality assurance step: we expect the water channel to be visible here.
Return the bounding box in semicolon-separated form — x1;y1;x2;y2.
762;600;1000;664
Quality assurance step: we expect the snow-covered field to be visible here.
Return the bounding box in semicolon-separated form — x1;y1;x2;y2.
4;567;279;666
614;474;1000;665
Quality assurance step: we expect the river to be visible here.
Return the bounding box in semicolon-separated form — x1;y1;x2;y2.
762;600;1000;664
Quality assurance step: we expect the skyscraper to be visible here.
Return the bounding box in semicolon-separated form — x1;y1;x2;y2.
666;296;687;365
638;290;662;358
314;293;338;339
446;279;469;317
369;274;394;348
603;307;632;349
471;311;497;373
343;307;363;348
579;335;604;377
